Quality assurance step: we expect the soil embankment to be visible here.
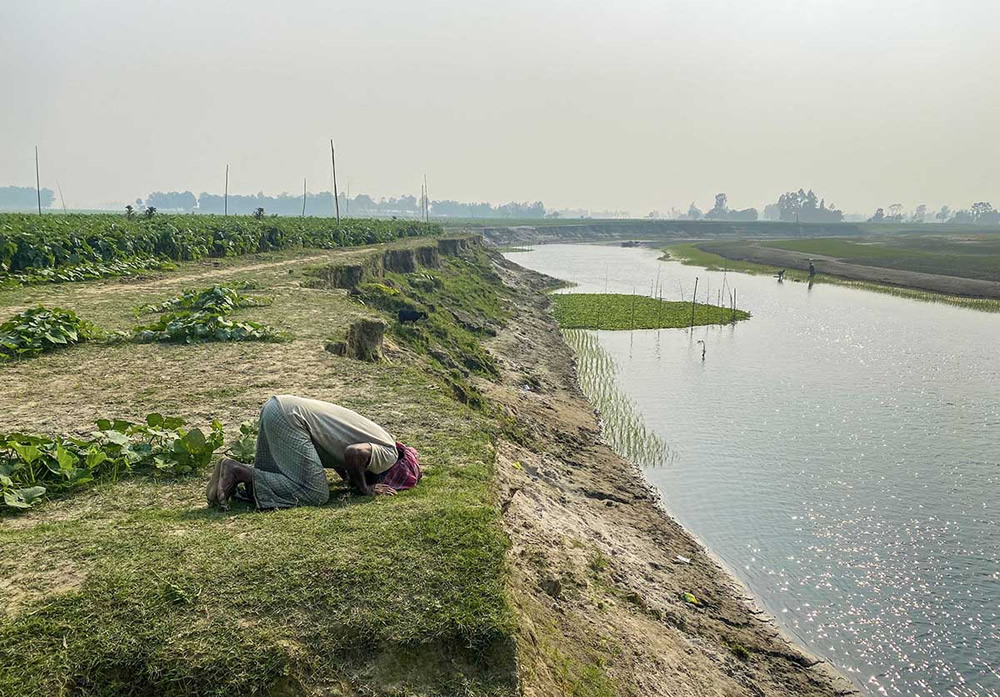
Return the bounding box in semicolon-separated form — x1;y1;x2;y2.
487;255;857;695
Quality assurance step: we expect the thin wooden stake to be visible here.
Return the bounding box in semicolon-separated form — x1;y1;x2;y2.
224;164;229;216
690;276;699;328
630;286;636;330
302;178;307;217
35;146;42;215
330;138;340;223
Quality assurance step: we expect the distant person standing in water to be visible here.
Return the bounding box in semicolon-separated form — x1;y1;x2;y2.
808;260;816;278
207;395;421;510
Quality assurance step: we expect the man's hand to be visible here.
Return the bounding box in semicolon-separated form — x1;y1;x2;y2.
373;483;397;496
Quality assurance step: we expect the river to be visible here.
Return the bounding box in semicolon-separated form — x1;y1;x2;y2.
506;244;1000;697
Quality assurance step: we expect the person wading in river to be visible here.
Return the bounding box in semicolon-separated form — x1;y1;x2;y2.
206;395;421;510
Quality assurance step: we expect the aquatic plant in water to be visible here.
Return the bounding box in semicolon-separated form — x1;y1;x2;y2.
552;293;747;330
563;328;669;468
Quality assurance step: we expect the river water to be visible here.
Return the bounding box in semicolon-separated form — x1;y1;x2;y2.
506;244;1000;697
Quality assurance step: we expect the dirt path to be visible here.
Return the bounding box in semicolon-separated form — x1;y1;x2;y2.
487;257;858;696
710;241;1000;299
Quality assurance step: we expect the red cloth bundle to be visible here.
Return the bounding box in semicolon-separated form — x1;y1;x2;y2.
381;441;422;491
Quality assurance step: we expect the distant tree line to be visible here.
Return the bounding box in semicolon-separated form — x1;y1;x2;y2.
140;190;547;218
0;186;55;210
868;201;1000;225
679;193;758;222
675;189;843;223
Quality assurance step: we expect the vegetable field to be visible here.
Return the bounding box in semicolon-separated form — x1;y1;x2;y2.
0;213;441;286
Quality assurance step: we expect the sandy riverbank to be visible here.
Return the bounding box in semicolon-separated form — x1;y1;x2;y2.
488;254;858;695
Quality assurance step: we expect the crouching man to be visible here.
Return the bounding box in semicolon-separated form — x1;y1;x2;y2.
207;395;421;510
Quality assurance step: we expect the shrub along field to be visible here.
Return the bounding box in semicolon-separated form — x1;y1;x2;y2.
0;213;440;286
551;292;748;330
0;237;518;695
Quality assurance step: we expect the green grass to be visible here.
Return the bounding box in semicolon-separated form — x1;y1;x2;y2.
551;293;748;330
661;243;800;278
664;242;1000;313
763;236;1000;283
0;239;519;696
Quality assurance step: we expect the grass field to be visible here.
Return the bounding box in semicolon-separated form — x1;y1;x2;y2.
551;293;747;330
762;236;1000;283
0;240;520;696
664;241;1000;312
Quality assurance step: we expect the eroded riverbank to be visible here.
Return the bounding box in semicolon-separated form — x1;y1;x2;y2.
505;243;1000;697
489;254;855;695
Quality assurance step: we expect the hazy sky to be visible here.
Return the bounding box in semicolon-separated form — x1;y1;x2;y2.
1;0;997;214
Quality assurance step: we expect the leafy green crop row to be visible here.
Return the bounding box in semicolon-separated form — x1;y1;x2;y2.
133;284;285;343
0;256;175;288
0;307;97;361
0;414;224;509
0;213;442;283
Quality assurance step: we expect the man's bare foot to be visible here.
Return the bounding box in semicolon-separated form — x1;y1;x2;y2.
216;458;242;510
205;459;223;506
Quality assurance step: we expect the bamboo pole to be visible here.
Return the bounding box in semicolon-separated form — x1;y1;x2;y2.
224;164;229;216
424;174;429;221
301;178;307;217
630;286;636;330
35;146;42;215
330;139;340;223
689;276;699;328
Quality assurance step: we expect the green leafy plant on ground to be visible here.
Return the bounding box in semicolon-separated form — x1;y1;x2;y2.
137;282;267;315
552;293;748;330
0;256;175;288
226;418;259;463
0;306;98;361
0;414;223;509
134;284;285;343
134;311;283;343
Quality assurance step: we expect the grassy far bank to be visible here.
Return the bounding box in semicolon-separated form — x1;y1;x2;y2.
552;293;748;330
762;236;1000;282
663;242;1000;312
0;240;519;696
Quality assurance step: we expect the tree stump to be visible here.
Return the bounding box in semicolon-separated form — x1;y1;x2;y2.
326;317;386;362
